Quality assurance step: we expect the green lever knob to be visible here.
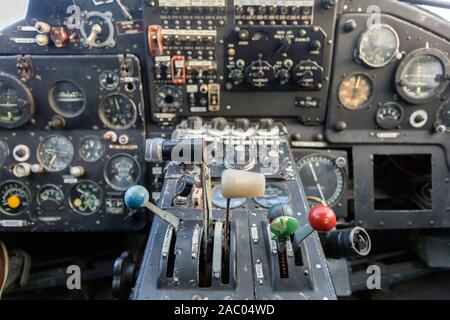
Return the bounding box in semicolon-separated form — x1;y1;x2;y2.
270;216;299;242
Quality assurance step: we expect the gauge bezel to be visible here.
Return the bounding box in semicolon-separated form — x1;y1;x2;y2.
48;80;86;118
0;180;31;216
98;93;138;130
69;180;104;216
99;70;120;91
375;102;404;130
296;154;347;207
338;72;374;110
79;135;105;163
37;184;64;209
37;135;75;172
103;154;141;191
155;85;184;110
356;24;400;68
0;72;35;129
395;47;450;105
253;183;291;209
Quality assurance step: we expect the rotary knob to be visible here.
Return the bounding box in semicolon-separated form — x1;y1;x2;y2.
258;118;276;131
234;118;252;132
229;69;245;85
211;117;229;131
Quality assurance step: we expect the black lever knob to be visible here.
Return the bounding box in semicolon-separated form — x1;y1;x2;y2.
234;118;252;132
187;116;203;129
258;118;276;131
211;117;229;131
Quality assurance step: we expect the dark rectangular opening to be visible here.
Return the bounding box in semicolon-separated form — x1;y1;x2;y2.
373;154;432;211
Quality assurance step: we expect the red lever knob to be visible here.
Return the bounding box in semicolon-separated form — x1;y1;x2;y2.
308;205;336;232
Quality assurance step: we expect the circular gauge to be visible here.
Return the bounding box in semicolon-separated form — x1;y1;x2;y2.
396;48;450;104
338;73;373;110
37;184;64;211
155;85;183;110
212;185;246;209
297;154;346;207
0;181;31;216
437;100;450;131
99;70;119;90
79;135;105;163
37;135;74;172
104;154;141;191
69;180;103;215
49;81;86;118
357;25;399;68
99;94;137;130
0;73;35;129
253;184;290;209
375;102;404;130
0;140;8;168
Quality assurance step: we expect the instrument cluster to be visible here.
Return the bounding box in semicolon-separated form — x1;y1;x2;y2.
0;55;146;232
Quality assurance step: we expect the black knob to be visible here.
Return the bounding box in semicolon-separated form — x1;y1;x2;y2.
112;252;137;300
229;69;245;85
310;40;322;51
278;69;291;84
187;116;203;129
234;118;252;132
322;0;337;9
258;118;276;131
175;175;196;198
211;117;228;131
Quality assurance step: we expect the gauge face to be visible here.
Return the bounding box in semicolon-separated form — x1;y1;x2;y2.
297;155;346;207
358;25;399;68
396;49;449;104
104;155;141;191
212;186;246;209
79;136;105;163
376;102;404;130
0;74;34;129
69;180;103;215
99;70;119;90
37;135;74;172
0;181;31;216
37;184;64;212
99;94;137;129
155;85;183;109
49;81;85;118
253;184;290;209
338;74;373;110
0;140;8;168
438;100;450;131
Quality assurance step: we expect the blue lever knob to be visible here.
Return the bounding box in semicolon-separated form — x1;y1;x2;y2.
124;185;150;209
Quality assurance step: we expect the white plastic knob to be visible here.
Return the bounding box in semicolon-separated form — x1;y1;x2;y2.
221;169;265;199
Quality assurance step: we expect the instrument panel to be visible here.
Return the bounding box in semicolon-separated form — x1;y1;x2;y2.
0;55;146;232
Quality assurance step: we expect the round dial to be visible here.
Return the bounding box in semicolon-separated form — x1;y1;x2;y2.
49;81;86;118
396;48;449;104
37;184;64;211
79;135;105;163
37;135;74;172
0;181;31;216
297;155;346;207
338;73;373;110
357;25;399;68
245;60;276;88
99;70;119;90
69;180;103;215
253;184;290;209
104;154;141;191
212;186;246;209
0;73;35;129
99;94;137;129
376;102;404;130
155;85;183;110
437;100;450;131
0;140;8;168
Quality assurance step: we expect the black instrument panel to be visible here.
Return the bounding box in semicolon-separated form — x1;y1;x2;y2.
0;55;146;232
